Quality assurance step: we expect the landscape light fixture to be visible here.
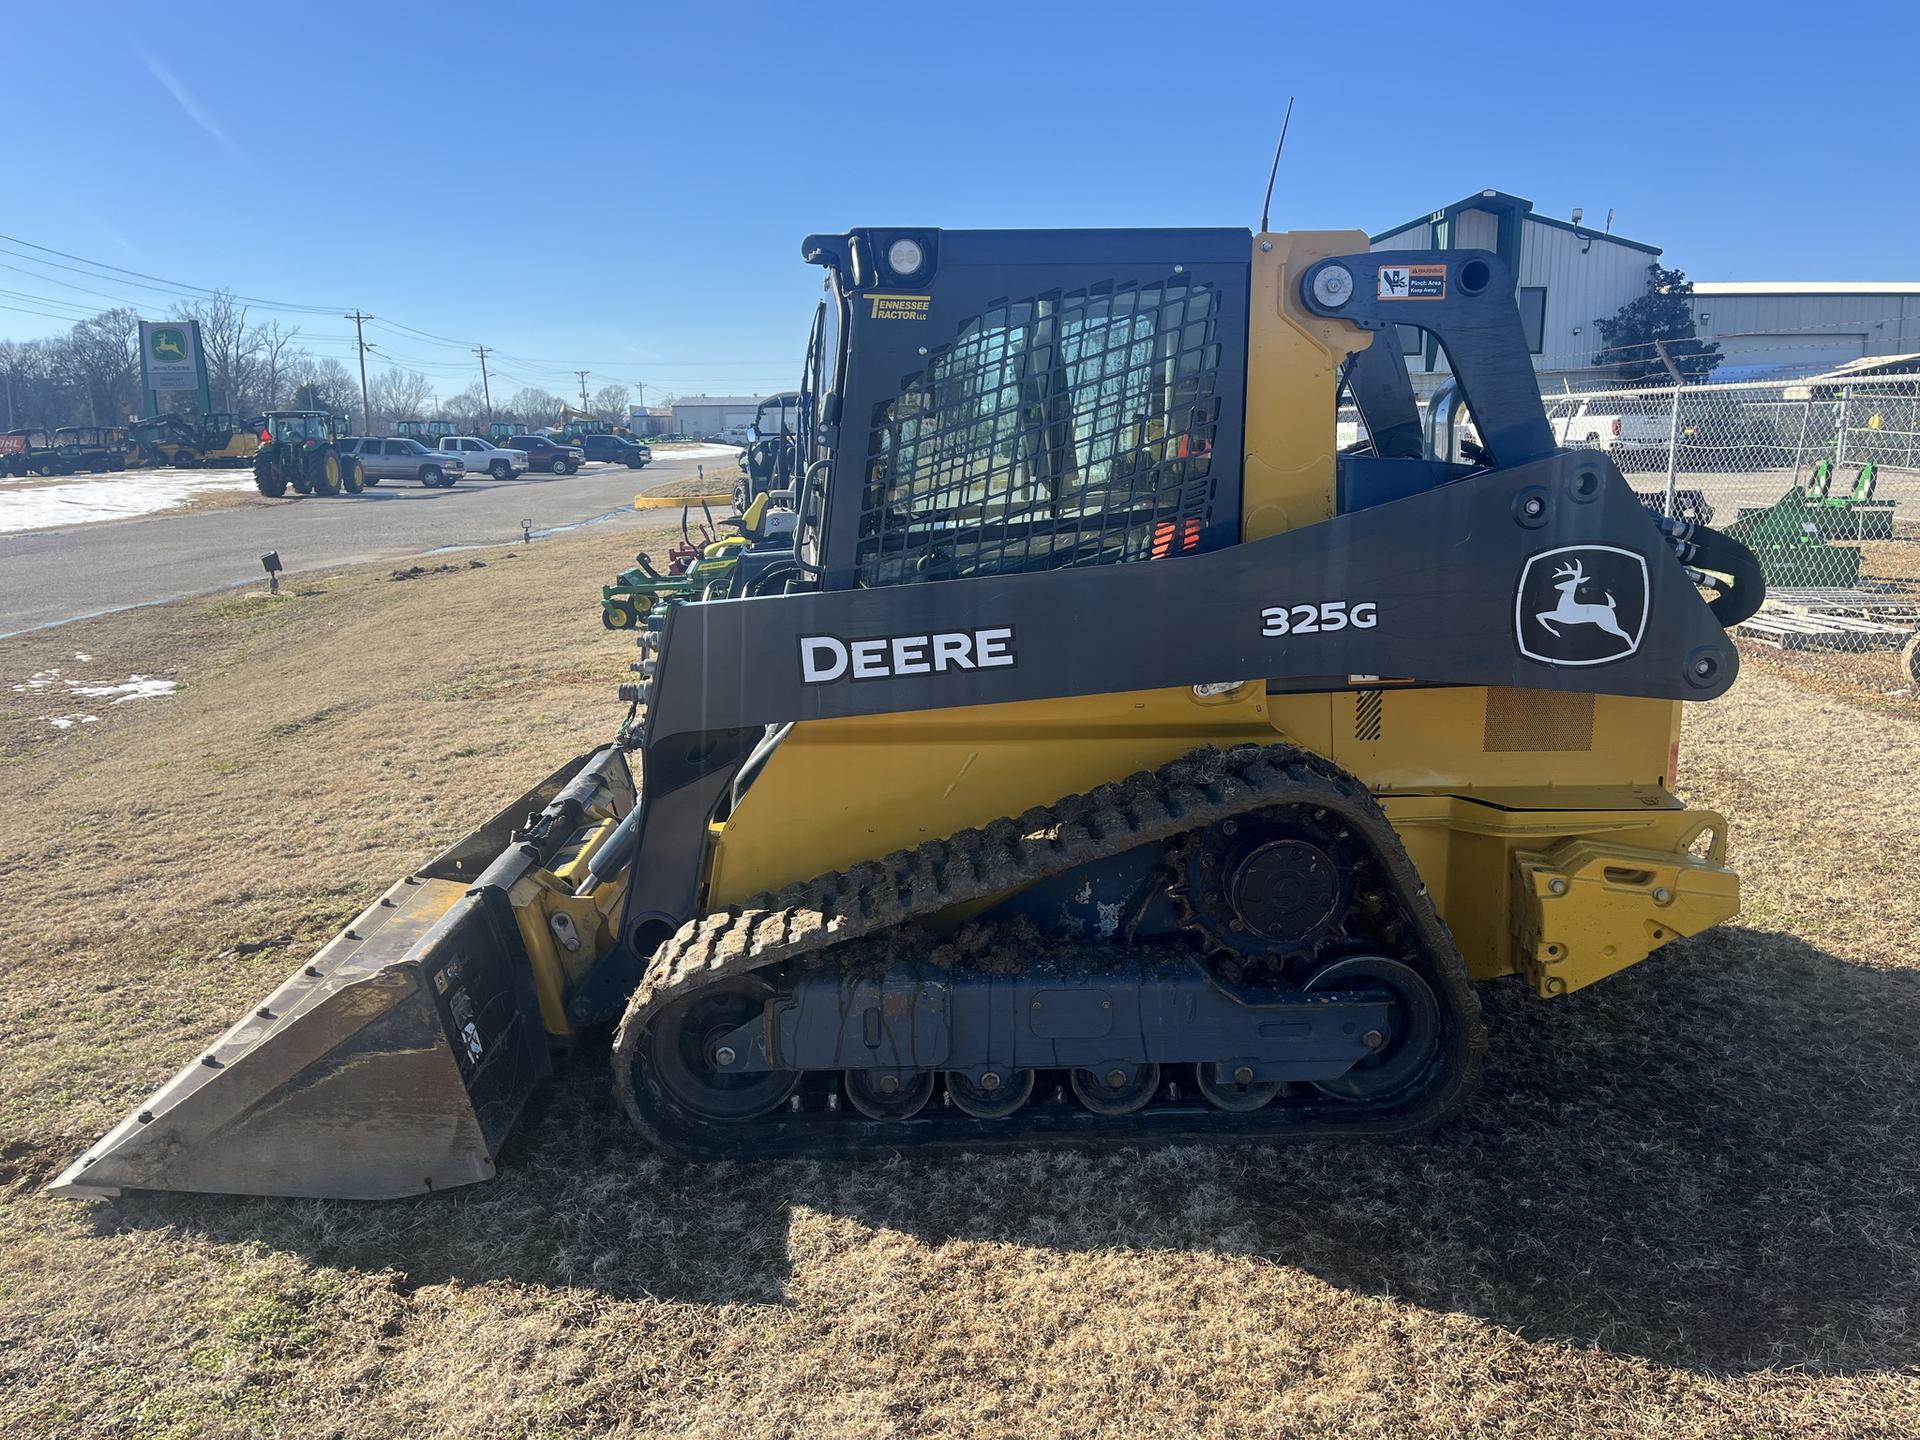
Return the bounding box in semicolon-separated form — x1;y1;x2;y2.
260;550;282;595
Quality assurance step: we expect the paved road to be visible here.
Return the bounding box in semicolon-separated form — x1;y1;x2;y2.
0;451;736;636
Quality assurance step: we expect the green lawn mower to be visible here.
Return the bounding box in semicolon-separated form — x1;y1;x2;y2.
599;493;801;627
600;537;747;628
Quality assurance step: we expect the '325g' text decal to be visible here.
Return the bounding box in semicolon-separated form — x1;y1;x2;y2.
1260;600;1378;637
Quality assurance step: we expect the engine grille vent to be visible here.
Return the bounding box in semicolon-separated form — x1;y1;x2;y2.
1354;690;1384;741
1482;688;1596;752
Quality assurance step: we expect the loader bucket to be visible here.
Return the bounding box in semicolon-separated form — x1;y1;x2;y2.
50;748;636;1202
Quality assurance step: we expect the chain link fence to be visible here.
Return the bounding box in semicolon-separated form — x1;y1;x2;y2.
1339;371;1920;686
1544;374;1919;677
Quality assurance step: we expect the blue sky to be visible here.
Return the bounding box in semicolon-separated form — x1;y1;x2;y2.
2;0;1907;405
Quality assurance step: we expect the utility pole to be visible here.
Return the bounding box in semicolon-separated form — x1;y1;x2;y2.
346;310;375;433
473;345;494;425
575;369;591;412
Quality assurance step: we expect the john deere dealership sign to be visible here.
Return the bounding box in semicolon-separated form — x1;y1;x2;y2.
140;320;205;393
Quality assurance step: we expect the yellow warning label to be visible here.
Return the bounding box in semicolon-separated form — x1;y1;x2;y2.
1377;264;1447;301
868;293;932;321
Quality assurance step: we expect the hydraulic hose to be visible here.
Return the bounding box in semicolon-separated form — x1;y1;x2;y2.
1657;518;1767;628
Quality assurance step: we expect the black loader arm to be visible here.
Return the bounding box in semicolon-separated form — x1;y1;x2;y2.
642;449;1738;742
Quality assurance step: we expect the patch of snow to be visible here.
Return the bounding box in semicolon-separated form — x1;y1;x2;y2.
0;468;257;534
73;651;92;662
69;675;178;704
11;670;178;711
650;443;741;463
48;714;99;729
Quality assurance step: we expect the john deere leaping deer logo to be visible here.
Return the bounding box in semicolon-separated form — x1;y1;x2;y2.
1536;558;1632;641
1514;545;1649;667
148;326;189;363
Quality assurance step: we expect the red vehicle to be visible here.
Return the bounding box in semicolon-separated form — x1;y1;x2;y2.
503;433;583;475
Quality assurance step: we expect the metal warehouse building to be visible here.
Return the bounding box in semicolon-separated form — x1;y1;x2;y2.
1372;188;1920;388
1372;189;1662;392
670;395;764;438
1686;283;1920;378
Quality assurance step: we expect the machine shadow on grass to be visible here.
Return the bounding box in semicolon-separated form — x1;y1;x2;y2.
91;927;1919;1377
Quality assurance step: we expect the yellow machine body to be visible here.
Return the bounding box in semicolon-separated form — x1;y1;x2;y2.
695;231;1737;1004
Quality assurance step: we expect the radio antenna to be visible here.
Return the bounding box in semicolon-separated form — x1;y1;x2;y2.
1258;96;1296;234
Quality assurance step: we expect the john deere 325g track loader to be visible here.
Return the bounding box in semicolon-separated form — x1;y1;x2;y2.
55;227;1764;1200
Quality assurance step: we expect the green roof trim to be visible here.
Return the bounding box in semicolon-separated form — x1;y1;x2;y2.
1370;189;1661;257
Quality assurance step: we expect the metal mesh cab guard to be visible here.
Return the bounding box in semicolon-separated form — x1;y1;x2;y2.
805;228;1251;592
860;279;1225;585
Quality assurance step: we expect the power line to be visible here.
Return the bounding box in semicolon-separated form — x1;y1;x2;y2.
0;230;805;417
0;231;343;314
0;300;101;325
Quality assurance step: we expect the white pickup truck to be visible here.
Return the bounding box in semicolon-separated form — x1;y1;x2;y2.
437;435;530;481
1545;396;1671;470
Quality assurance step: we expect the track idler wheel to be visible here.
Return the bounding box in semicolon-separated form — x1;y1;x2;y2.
1302;955;1440;1102
945;1068;1036;1119
643;980;796;1123
1070;1062;1161;1115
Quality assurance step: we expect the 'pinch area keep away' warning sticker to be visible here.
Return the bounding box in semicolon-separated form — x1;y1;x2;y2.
1377;264;1447;300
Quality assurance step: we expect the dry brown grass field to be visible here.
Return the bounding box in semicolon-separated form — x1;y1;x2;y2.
2;527;1916;1439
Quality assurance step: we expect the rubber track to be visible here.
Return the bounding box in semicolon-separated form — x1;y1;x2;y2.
611;743;1485;1153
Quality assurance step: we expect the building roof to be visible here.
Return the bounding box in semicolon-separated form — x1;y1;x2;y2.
1821;352;1920;376
1371;188;1662;256
1692;281;1920;296
669;395;764;408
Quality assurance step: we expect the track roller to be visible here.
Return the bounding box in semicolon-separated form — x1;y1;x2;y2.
945;1069;1036;1119
846;1069;935;1120
1069;1062;1162;1116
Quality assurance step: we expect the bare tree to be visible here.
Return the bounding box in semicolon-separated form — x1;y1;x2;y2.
591;382;630;422
368;367;438;432
65;309;141;424
505;386;564;426
0;340;47;426
436;381;489;431
254;321;302;414
171;290;259;413
3;338;79;426
287;356;363;420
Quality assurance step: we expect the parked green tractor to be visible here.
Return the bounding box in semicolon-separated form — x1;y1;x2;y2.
396;418;457;448
253;411;364;498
